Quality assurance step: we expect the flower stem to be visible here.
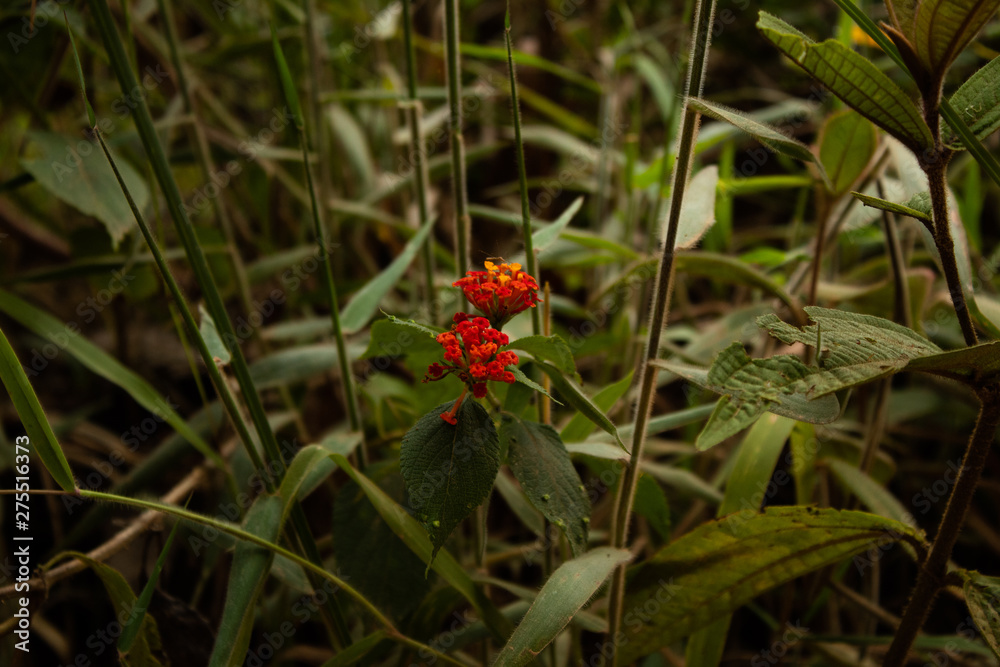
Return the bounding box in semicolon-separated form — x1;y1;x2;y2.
605;0;718;662
444;0;470;275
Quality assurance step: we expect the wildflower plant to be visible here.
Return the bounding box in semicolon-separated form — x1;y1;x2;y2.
396;264;593;562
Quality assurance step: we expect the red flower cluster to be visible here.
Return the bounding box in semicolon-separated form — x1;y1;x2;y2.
453;261;540;328
425;313;519;424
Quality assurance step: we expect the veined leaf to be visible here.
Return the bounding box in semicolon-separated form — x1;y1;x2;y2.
944;55;1000;149
618;507;925;663
209;495;282;667
493;548;632;667
502;415;590;556
688;98;829;186
913;0;1000;77
510;366;560;404
851;191;932;224
757;11;933;151
508;335;578;379
341;215;436;333
818;109;877;194
961;570;1000;658
653;344;840;451
400;400;501;563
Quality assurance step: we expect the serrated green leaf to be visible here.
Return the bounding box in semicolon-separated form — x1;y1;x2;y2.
19;131;146;249
330;453;514;641
536;360;625;449
209;495;282;667
502;415;590;556
0;324;77;492
493;547;632;667
508;335;578;379
341;216;436;333
688;99;829;186
913;0;1000;77
851;191;933;224
961;570;1000;658
654;343;839;451
944;55;1000;148
757;11;933;151
400;400;501;563
619;507;925;663
819;109;877;194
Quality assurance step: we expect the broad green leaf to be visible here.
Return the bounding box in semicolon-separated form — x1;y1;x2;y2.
0;289;223;472
561;371;633;443
719;414;797;516
361;316;444;378
619;507;925;663
757;11;933;151
944;55;1000;148
508;335;578;379
330;453;514;641
818;109;877;194
913;0;1000;77
654;343;840;451
536;360;625;450
0;325;76;492
341;215;436;333
674;165;720;249
53;552;165;666
851;191;933;224
688;99;829;186
825;458;916;526
502;415;591;556
209;495;282;667
961;570;1000;658
118;513;183;654
333;473;431;619
905;340;1000;381
19;130;147;249
886;0;919;33
400;400;501;563
493;547;632;667
494;468;545;537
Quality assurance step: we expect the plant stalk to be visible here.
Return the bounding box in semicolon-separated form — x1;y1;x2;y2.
444;0;470;275
883;385;1000;666
605;0;718;661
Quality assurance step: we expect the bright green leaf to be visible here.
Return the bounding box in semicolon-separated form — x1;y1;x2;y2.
944;55;1000;148
818;109;877;194
508;335;578;379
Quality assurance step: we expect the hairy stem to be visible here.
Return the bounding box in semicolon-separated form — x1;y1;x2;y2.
444;0;470;275
883;385;1000;666
605;0;718;662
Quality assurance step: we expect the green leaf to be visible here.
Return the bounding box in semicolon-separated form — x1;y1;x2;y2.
493;547;632;667
818;109;877;194
209;495;282;667
278;439;359;527
0;289;224;470
513;197;584;266
508;335;578;379
944;55;1000;148
330;453;514;641
269;23;304;130
851;191;933;224
536;360;625;450
633;473;671;541
719;414;796;516
198;304;231;364
341;216;436;333
118;511;183;654
502;415;591;556
757;11;933;151
688;98;829;186
618;507;925;663
913;0;1000;77
961;570;1000;658
825;458;916;526
19;130;147;249
361;316;444;378
674;165;720;249
400;400;501;563
676;252;802;315
0;324;77;492
654;343;839;451
54;552;166;666
634;54;677;122
320;630;389;667
561;370;633;443
509;366;561;404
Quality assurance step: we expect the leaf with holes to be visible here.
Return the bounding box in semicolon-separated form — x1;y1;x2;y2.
757;12;933;152
618;507;925;663
502;415;590;556
400;400;501;564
